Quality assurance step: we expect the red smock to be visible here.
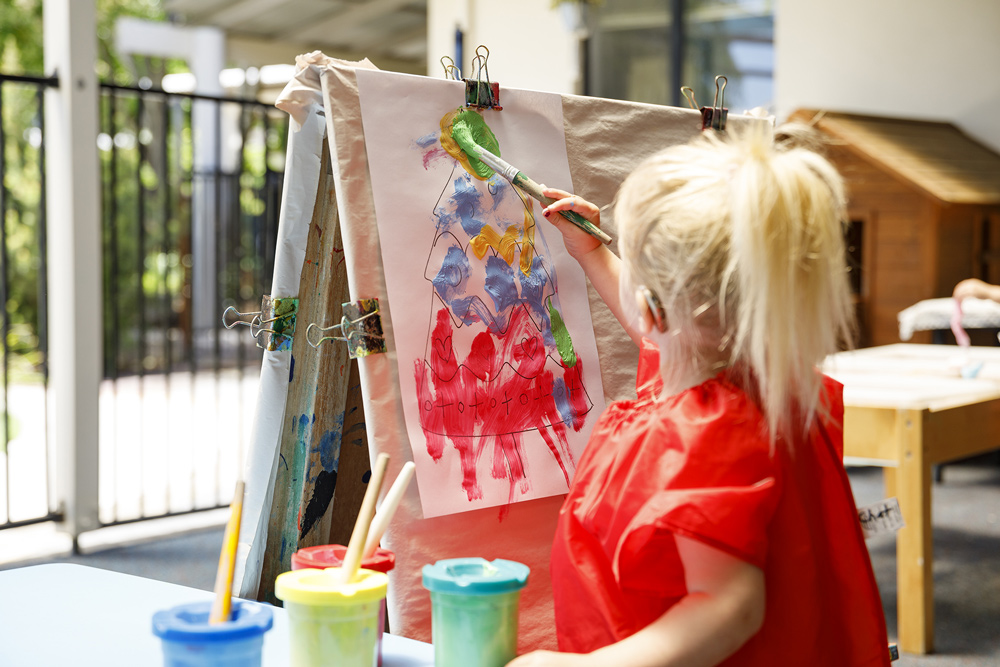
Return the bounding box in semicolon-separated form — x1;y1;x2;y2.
551;339;890;666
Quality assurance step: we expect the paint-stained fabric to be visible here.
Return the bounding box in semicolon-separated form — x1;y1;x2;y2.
550;338;890;666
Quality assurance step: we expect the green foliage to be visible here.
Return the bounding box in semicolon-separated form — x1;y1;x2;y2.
2;1;288;379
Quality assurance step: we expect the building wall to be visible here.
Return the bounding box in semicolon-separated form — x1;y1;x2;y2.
775;0;1000;152
427;0;583;95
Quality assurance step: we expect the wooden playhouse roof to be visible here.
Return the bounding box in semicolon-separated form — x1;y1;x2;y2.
788;109;1000;206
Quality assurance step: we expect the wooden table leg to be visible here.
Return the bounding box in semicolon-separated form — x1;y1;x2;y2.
895;409;934;654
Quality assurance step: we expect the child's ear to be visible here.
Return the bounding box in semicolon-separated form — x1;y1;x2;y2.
636;286;667;333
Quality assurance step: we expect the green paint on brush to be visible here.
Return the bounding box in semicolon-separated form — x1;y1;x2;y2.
547;300;578;368
450;108;501;179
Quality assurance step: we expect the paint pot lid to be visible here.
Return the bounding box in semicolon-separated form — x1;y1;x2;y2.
291;544;396;573
275;567;387;606
152;600;273;643
422;558;530;595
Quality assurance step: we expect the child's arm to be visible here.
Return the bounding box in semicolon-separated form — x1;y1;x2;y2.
541;187;643;346
506;535;765;667
954;277;1000;303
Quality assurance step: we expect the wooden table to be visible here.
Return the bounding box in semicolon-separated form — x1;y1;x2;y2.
824;343;1000;655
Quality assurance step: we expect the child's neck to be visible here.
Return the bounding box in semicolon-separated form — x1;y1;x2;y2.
651;331;729;398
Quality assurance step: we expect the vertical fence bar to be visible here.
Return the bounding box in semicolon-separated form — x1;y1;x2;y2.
136;93;147;518
106;90;120;523
161;94;172;513
213;99;223;502
37;85;52;517
0;80;9;523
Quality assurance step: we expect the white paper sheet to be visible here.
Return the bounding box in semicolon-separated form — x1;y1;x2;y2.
356;70;605;518
232;103;326;599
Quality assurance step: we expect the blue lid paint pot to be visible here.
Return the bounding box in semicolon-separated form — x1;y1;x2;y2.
152;599;273;667
422;558;530;667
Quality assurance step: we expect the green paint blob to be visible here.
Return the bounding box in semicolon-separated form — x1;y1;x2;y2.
449;108;501;179
547;301;578;368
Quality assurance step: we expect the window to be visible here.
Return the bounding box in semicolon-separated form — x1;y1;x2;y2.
586;0;774;113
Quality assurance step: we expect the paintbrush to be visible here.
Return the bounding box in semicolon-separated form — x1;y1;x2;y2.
455;140;612;246
363;461;415;559
340;452;391;584
209;479;244;624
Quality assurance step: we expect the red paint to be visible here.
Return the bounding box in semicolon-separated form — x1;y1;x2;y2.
415;305;590;503
422;146;449;170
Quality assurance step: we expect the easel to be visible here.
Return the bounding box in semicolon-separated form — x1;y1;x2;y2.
256;139;371;604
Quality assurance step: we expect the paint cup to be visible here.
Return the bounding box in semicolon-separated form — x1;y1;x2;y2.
291;545;396;666
422;558;530;667
152;599;273;667
275;566;388;667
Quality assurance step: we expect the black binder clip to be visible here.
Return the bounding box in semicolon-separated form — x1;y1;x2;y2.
464;45;502;111
682;75;728;131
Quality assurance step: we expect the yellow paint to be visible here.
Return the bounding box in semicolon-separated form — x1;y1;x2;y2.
520;206;536;276
470;225;521;266
468;193;537;278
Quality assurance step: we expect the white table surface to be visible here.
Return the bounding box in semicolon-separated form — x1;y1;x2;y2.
0;563;435;667
824;343;1000;411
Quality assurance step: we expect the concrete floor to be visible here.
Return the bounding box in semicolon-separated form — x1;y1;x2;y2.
3;461;998;665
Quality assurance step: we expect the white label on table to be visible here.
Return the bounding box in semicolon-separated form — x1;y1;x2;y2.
857;498;905;539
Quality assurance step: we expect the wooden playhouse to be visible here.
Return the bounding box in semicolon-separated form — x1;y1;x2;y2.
788;110;1000;347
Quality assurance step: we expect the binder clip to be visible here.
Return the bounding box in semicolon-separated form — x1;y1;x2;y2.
222;295;298;352
681;75;728;131
440;55;462;81
464;45;501;111
305;298;386;360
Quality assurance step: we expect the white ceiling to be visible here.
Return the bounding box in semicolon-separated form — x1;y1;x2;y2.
164;0;428;73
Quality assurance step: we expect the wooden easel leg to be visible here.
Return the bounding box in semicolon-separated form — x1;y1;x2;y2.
895;409;934;654
258;141;353;602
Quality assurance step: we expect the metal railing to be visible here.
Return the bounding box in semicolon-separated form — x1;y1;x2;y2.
0;71;288;532
97;82;287;526
0;72;60;531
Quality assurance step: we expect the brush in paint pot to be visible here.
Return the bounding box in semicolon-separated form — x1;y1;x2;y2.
448;111;612;245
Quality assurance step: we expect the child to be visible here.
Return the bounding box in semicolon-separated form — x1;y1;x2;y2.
508;126;890;666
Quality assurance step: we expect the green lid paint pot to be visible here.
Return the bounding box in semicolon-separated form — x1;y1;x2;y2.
275;567;388;667
422;558;530;667
290;545;396;666
152;599;273;667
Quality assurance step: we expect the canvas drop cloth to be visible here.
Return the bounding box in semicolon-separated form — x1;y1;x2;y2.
274;52;768;651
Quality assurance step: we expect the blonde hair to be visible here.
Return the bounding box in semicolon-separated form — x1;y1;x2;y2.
615;123;855;441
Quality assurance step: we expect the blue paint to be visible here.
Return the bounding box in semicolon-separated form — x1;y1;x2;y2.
552;377;574;426
415;132;438;149
433;245;500;328
434;175;486;237
433;246;471;300
319;413;346;471
362;470;372;483
288;355;295;382
484;255;518;314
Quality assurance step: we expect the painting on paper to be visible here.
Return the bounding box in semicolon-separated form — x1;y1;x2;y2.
357;69;605;518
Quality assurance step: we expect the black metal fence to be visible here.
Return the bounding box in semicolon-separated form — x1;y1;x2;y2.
0;71;288;531
97;82;287;525
0;72;59;530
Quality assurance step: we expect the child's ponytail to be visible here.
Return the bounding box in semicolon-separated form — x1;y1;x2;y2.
615;124;856;441
726;125;856;439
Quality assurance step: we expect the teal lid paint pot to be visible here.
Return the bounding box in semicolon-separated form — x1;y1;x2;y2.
152;599;273;666
422;558;530;667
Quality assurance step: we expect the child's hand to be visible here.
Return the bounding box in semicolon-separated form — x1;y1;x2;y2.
506;649;594;667
541;187;604;261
